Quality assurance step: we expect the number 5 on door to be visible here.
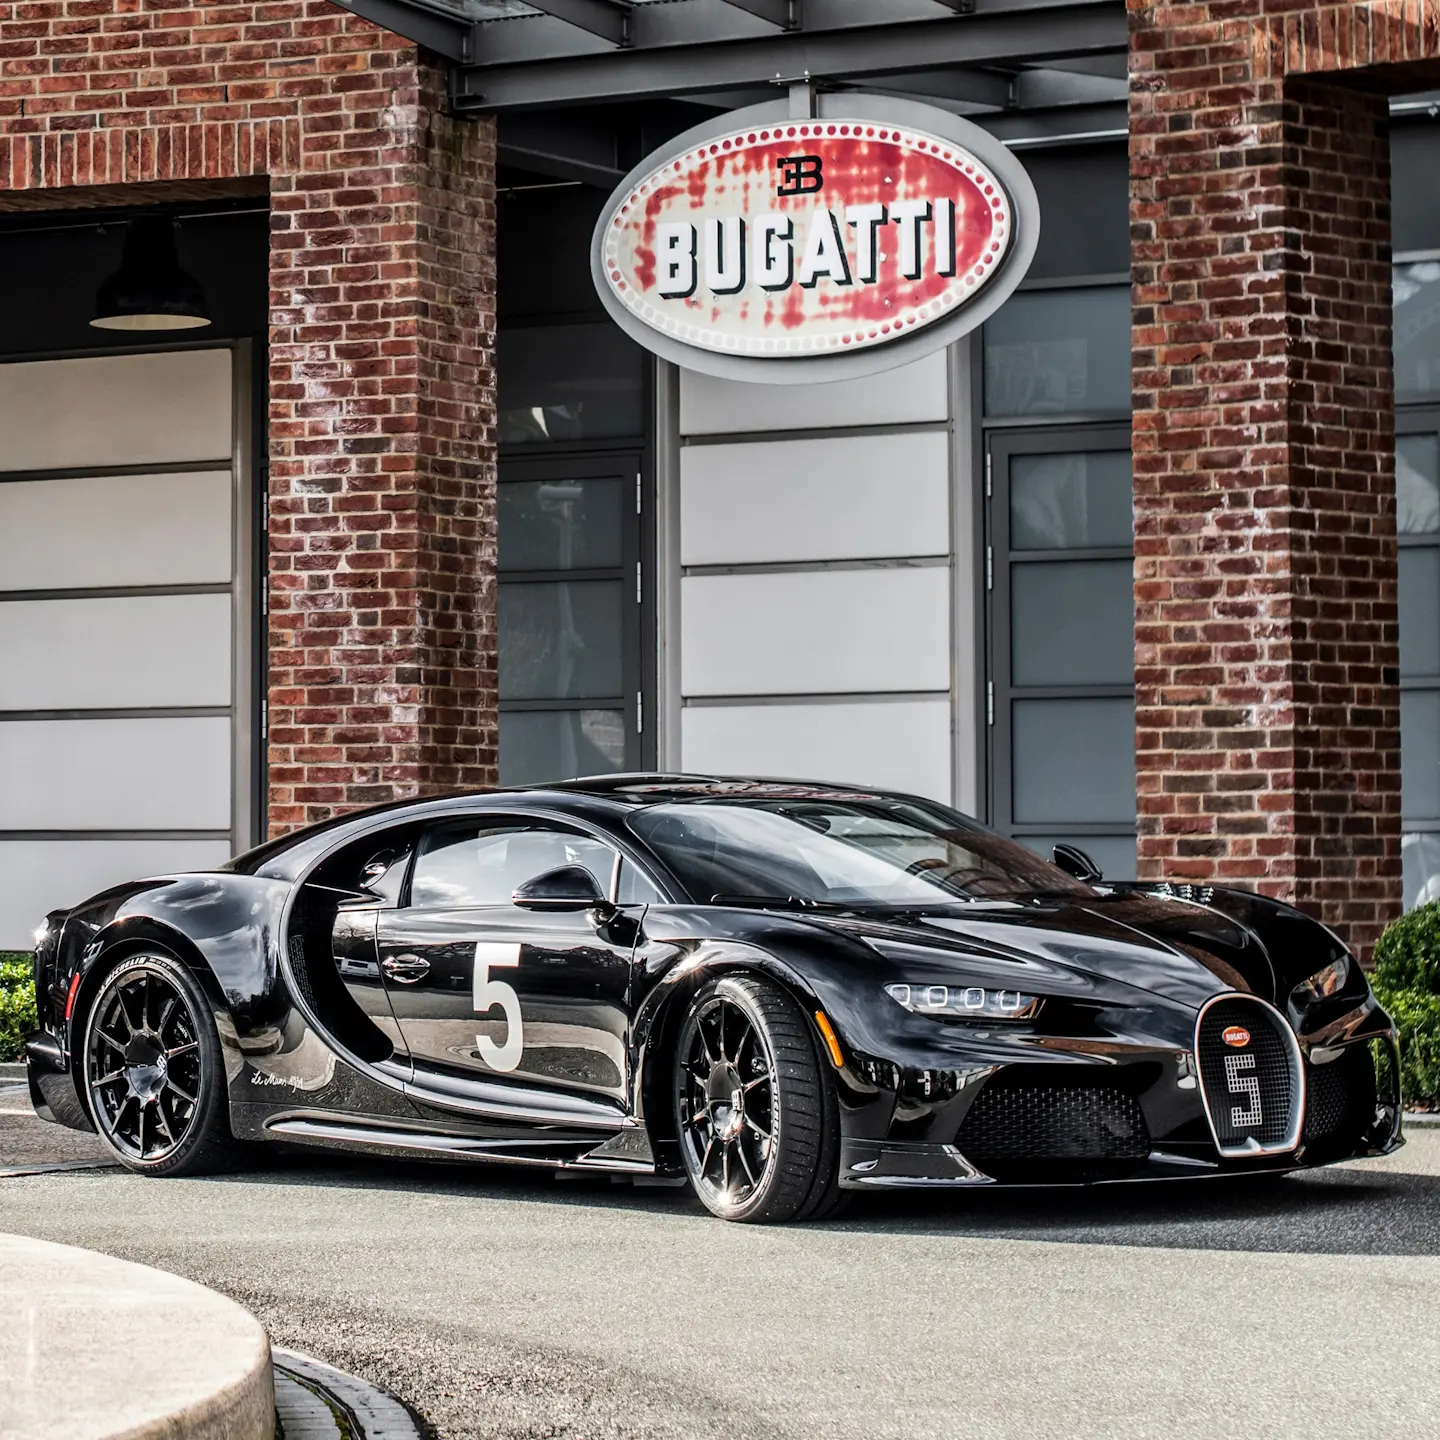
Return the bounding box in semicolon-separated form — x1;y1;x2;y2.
474;942;523;1072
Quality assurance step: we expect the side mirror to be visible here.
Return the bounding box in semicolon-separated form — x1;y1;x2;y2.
1052;843;1102;883
512;864;610;913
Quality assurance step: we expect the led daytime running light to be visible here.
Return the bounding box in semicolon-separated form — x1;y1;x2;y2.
884;982;1041;1021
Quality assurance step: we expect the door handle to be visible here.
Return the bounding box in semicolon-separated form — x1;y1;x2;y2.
381;953;430;984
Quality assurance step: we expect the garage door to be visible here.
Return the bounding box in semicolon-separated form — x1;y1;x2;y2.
0;347;253;948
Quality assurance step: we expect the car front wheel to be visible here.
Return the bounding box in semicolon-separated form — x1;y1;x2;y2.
673;973;842;1223
82;952;236;1176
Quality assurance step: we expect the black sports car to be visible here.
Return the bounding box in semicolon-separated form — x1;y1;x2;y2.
25;776;1401;1222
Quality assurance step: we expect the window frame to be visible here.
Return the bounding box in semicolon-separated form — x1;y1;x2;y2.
397;810;677;912
1399;405;1440;839
496;448;654;781
403;815;624;912
984;422;1136;873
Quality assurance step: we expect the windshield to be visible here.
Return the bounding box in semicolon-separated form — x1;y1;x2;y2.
626;798;1093;907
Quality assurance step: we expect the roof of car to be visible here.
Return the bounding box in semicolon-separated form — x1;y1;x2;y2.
229;774;911;880
536;774;896;805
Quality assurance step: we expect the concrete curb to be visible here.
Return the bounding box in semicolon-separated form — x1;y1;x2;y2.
0;1233;274;1440
274;1350;429;1439
0;1061;27;1080
1404;1110;1440;1128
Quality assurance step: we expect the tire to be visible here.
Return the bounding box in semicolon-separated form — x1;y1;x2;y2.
672;973;842;1223
81;952;237;1177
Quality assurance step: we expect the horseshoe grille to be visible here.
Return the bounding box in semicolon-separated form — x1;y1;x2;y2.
1195;995;1304;1158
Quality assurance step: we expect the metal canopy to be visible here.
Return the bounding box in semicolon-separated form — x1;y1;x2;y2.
329;0;1127;116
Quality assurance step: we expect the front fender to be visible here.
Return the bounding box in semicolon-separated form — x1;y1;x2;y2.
629;913;910;1158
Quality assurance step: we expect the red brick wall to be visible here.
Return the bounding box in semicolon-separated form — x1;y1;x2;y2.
0;1;498;834
1130;0;1440;953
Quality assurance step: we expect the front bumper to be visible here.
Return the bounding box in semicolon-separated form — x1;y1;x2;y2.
829;1006;1402;1189
836;1138;1310;1189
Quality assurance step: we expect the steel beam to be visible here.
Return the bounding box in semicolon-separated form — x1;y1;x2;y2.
453;3;1125;111
979;99;1126;146
716;0;795;27
329;0;470;62
861;67;1015;111
524;0;630;47
1013;66;1126;108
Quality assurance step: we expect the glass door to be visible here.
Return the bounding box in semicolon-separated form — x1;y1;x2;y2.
986;426;1136;880
498;452;647;785
1399;410;1440;907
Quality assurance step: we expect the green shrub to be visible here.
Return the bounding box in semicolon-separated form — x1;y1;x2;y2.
0;953;37;1064
1372;904;1440;1107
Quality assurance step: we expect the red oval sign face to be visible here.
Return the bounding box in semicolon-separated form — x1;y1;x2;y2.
1223;1026;1251;1048
600;119;1013;361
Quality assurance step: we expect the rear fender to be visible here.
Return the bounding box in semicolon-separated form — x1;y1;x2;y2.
53;874;291;1122
63;922;248;1129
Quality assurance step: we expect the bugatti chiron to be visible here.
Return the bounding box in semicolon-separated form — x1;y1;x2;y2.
24;777;1402;1222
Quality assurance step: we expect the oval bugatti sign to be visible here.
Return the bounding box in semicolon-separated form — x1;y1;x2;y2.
591;97;1039;383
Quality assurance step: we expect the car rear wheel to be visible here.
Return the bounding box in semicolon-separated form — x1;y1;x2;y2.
82;952;235;1177
673;974;842;1223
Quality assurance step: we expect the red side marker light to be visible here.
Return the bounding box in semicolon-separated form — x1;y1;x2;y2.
65;971;81;1022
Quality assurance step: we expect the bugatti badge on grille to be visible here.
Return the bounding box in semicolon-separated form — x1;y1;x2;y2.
1222;1025;1251;1048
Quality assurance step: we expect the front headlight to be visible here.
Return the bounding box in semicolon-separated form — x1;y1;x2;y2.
1290;955;1350;1007
884;982;1042;1021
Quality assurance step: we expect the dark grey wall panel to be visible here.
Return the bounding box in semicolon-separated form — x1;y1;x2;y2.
1022;143;1129;281
1394;120;1440;255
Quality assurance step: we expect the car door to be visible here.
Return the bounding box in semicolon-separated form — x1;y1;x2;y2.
375;817;637;1111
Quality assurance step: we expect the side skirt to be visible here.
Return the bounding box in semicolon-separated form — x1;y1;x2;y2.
264;1114;658;1174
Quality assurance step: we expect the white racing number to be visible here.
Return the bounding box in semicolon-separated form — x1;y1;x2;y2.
473;942;523;1072
1224;1050;1262;1129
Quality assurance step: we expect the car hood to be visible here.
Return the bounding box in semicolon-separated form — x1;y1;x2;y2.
811;890;1280;1011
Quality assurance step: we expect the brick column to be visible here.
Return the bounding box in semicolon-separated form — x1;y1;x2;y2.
1130;3;1403;954
267;62;498;832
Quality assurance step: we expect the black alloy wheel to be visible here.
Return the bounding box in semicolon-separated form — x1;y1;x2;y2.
83;953;234;1176
674;974;843;1223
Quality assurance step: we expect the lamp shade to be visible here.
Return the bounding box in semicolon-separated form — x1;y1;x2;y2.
90;216;211;331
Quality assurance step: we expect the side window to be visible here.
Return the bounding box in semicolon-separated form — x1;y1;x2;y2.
409;823;618;910
617;857;667;905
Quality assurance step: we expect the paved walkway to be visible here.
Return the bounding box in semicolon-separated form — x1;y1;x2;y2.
5;1066;1440;1438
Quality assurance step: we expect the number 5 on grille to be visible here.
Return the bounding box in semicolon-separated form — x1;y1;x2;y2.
1224;1051;1262;1128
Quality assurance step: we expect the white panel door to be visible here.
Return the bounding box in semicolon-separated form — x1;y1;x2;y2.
0;350;232;472
679;350;949;436
681;567;951;696
0;471;232;590
681;432;950;566
0;718;233;831
683;698;952;801
0;347;240;947
0;594;231;709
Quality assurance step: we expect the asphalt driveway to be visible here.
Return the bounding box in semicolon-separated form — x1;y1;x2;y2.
3;1071;1438;1439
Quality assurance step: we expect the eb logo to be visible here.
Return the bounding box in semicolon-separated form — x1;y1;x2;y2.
776;154;823;196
